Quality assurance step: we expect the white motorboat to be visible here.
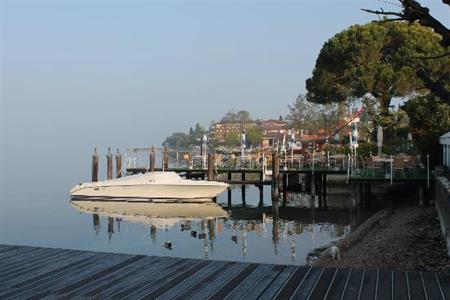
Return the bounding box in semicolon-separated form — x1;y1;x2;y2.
70;172;228;202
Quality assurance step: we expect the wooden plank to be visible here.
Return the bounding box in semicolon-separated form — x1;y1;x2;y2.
139;260;213;299
172;262;236;300
324;268;350;300
78;256;163;298
54;255;145;295
359;268;378;300
109;258;195;299
0;247;60;273
223;264;273;300
0;245;446;300
118;259;205;299
340;268;364;300
2;255;108;299
436;272;450;300
273;266;309;299
308;268;337;300
0;249;87;288
291;266;324;299
0;246;41;263
407;271;426;300
184;262;249;299
101;257;185;298
393;270;409;300
421;272;445;300
258;265;298;300
376;269;393;300
155;260;227;300
27;255;161;299
207;263;260;300
242;265;287;300
11;256;124;299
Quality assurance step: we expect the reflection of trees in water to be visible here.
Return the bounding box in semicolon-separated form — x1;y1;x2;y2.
91;213;350;261
93;214;100;235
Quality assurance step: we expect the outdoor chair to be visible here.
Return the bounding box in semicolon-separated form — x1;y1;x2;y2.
365;156;381;176
393;156;405;178
405;156;418;176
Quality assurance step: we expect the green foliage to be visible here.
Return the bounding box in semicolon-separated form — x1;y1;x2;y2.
287;94;339;132
163;122;205;150
224;131;240;147
221;110;253;123
246;126;263;148
403;96;450;165
306;21;449;114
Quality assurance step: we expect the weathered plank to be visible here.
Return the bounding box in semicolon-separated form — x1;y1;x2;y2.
0;244;446;300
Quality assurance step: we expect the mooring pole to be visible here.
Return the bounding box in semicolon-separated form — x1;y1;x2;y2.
150;147;156;172
163;146;169;171
91;148;99;182
106;147;113;180
207;153;215;181
115;149;122;178
282;173;288;206
227;172;232;207
272;151;280;201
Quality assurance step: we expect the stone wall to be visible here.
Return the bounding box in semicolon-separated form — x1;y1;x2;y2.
435;176;450;256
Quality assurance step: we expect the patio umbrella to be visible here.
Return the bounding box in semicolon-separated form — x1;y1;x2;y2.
377;125;383;156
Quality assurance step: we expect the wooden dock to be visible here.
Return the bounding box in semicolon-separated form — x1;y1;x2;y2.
1;244;449;299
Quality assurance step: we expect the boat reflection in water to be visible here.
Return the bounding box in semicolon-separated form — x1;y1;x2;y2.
70;199;352;265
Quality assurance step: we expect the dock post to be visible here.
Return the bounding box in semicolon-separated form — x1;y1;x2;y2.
207;154;215;181
317;175;322;209
91;148;99;182
305;173;311;194
322;174;327;208
272;151;280;201
242;184;246;207
106;147;113;180
228;172;232;207
258;185;264;208
282;173;288;207
163;146;169;170
115;149;122;178
150;147;156;172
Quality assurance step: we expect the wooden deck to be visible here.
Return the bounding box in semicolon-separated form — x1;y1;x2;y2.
1;244;449;299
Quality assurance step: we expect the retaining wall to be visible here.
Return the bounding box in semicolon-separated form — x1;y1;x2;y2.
435;176;450;256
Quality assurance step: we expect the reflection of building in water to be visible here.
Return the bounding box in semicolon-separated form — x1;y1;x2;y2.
92;214;100;235
116;218;122;232
150;225;157;244
107;217;114;241
208;219;215;241
291;239;296;262
241;228;247;259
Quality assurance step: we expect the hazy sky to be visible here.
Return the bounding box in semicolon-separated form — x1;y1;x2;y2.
1;0;449;149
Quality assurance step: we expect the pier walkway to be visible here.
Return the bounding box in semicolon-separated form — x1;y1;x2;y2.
1;244;449;299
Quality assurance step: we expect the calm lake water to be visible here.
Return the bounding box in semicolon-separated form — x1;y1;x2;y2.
0;158;365;265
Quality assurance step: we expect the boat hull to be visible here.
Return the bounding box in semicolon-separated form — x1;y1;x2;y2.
70;183;228;202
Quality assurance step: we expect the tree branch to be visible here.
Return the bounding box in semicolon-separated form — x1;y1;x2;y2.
363;0;450;47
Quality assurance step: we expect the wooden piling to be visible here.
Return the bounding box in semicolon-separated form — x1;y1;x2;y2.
227;172;232;207
258;185;264;208
272;151;280;201
106;147;113;180
163;146;169;170
282;173;288;206
91;148;99;182
207;154;215;181
115;149;122;178
322;174;327;208
242;185;246;207
149;147;156;172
